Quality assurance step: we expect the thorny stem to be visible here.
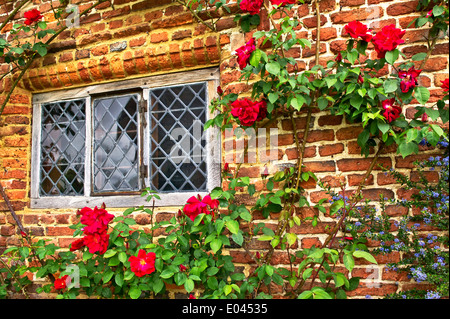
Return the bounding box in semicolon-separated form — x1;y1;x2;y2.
321;141;386;249
0;183;27;235
176;0;216;31
264;2;286;59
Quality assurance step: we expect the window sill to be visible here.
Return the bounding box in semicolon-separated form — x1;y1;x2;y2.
30;192;211;209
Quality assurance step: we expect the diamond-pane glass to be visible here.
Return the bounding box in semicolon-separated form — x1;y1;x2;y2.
93;94;139;193
149;83;207;192
40;99;86;196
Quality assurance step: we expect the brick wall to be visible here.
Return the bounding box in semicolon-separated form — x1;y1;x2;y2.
0;0;448;298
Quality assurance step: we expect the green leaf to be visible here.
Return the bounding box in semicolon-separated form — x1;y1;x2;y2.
160;269;174;279
343;254;355;272
298;290;313;299
118;252;127;263
206;267;219;276
357;129;370;147
269;196;282;205
37;21;47;29
350;94;363;109
308;248;324;259
414;86;430;105
232;232;244;246
312;287;333;299
153;278;164;293
353;250;377;264
223;284;232;296
184;278;194;293
411;52;428;61
286;233;298;246
302;268;313;280
250;49;262;67
258;235;274;241
385;49;399;65
210;238;222;253
398;141;419;158
333;273;346;287
432;5;445;17
377;121;390;135
317;96;328;110
383;79;398;93
268;92;279;104
129;286;141;299
226;220;240;234
325;78;337;88
266;62;281;76
430;124;444;137
240;210;252;222
329;199;344;216
347;48;359;65
115;273;124;287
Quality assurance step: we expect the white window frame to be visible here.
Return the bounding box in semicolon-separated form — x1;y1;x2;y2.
31;68;221;209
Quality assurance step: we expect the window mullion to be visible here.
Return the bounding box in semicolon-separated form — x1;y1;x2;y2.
85;96;92;197
142;88;150;189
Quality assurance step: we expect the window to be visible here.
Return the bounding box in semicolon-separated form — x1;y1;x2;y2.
31;69;220;208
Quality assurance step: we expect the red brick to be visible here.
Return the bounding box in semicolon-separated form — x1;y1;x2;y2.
386;1;418;16
337;157;392;172
46;227;75;236
330;6;383;24
318;143;344;156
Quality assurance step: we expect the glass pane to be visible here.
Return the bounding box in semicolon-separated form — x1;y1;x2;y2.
93;94;140;193
40;99;86;196
149;83;207;192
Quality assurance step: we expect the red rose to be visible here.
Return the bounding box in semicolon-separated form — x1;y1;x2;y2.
69;238;85;252
335;52;343;62
441;78;449;92
239;0;264;15
270;0;297;6
179;264;187;272
54;275;69;290
235;38;256;70
128;249;156;277
343;237;354;241
182;194;219;222
189;294;196;299
343;21;372;42
217;86;224;96
230;98;267;127
261;166;269;178
398;66;421;93
372;24;405;59
421;113;428;122
77;206;114;234
357;74;364;84
24;9;43;26
382;98;402;123
83;232;109;254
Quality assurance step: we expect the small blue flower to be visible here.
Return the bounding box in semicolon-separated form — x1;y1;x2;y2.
425;291;441;299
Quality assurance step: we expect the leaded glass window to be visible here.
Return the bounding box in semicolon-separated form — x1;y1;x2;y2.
40;99;86;196
35;80;211;201
93;94;140;194
149;83;207;192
